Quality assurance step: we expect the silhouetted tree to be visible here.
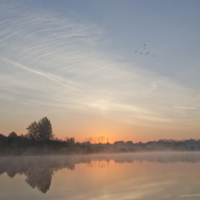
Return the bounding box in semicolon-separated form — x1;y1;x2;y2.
37;117;53;140
8;132;17;138
26;117;53;140
26;121;39;140
66;137;75;144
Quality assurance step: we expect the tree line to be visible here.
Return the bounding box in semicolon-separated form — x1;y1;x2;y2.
2;117;75;142
0;117;82;155
0;116;199;155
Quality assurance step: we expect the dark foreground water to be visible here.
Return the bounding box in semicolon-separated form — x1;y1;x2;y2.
1;152;200;200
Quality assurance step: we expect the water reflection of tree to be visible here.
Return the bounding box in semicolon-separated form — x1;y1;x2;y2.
25;166;53;193
0;156;76;193
85;160;109;168
1;152;200;193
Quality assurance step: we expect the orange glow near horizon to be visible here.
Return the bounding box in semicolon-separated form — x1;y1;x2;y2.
55;122;200;144
3;114;200;144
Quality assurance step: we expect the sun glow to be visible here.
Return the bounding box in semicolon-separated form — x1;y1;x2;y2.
85;136;109;144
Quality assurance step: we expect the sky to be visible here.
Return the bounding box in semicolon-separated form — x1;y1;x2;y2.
0;0;200;143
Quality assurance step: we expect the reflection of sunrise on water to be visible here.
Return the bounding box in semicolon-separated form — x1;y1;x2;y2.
1;153;200;199
85;160;110;168
51;155;200;200
2;153;200;199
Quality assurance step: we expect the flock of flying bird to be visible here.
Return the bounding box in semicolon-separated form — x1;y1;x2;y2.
135;44;155;57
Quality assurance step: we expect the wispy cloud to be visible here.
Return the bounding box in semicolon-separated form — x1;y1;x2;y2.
0;1;200;134
174;106;197;110
179;194;200;198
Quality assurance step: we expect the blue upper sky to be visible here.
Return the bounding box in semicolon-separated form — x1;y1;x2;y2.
0;0;200;142
32;0;200;84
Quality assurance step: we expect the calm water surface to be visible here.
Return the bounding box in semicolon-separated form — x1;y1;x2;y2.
1;152;200;200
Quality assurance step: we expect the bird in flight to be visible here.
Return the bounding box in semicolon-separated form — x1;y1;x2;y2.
135;45;156;58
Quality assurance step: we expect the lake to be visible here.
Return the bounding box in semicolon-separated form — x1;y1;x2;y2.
1;152;200;200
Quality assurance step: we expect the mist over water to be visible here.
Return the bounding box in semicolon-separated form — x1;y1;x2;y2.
1;152;200;199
